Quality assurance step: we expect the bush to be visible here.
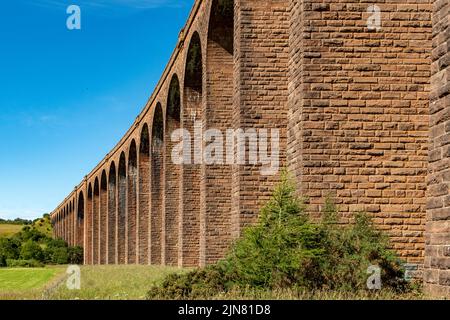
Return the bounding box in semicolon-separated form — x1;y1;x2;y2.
20;240;44;261
0;237;21;261
50;247;69;264
6;259;44;268
148;172;408;299
68;246;84;264
0;254;6;267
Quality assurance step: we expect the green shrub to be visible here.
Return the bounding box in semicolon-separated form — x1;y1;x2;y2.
148;172;408;299
6;259;44;268
0;254;6;267
0;237;21;261
20;240;44;261
50;247;69;264
68;246;83;264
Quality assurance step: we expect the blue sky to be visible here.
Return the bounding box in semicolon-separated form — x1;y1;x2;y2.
0;0;194;220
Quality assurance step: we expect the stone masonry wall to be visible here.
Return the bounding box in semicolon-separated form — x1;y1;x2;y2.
424;0;450;297
50;0;450;297
288;0;432;269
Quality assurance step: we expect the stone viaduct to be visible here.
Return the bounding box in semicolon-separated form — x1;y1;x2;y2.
50;0;450;296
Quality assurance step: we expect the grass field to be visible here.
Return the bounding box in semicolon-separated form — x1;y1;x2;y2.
0;265;433;300
0;266;66;300
50;265;185;300
0;224;23;237
0;265;185;300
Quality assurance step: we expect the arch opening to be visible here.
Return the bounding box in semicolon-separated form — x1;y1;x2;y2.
180;32;203;266
127;140;138;264
77;192;85;250
151;103;164;264
139;124;150;264
108;162;117;264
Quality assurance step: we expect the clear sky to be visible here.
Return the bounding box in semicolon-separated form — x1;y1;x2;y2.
0;0;194;220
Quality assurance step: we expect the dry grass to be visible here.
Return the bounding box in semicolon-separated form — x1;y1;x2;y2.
0;224;23;237
50;265;187;300
208;287;427;300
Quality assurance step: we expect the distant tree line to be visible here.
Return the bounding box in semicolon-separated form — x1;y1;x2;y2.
0;218;33;225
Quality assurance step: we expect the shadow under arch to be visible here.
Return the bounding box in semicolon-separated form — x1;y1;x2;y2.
139;123;151;264
151;103;164;265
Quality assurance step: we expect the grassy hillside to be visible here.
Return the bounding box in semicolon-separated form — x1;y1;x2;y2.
0;224;23;238
30;214;52;237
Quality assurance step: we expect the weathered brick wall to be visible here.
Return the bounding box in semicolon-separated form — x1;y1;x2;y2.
181;84;202;266
164;79;181;266
118;156;127;264
86;187;93;264
107;168;116;264
424;0;450;297
232;0;290;237
288;0;432;268
200;0;234;266
99;174;107;264
151;105;164;265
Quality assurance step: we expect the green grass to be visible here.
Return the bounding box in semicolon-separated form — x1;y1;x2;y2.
0;266;66;300
50;265;187;300
0;224;23;237
0;264;432;300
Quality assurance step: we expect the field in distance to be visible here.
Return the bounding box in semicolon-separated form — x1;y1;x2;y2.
0;265;186;300
0;224;23;238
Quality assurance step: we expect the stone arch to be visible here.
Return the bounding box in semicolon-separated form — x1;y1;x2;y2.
55;212;58;238
127;140;138;264
61;207;64;241
69;201;73;246
118;152;127;264
108;162;117;264
202;0;234;265
60;211;63;239
180;31;203;266
77;191;84;249
87;183;93;264
100;170;108;264
63;207;66;242
67;205;70;243
151;103;164;264
139;124;150;264
93;177;100;264
64;204;69;242
165;75;181;266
